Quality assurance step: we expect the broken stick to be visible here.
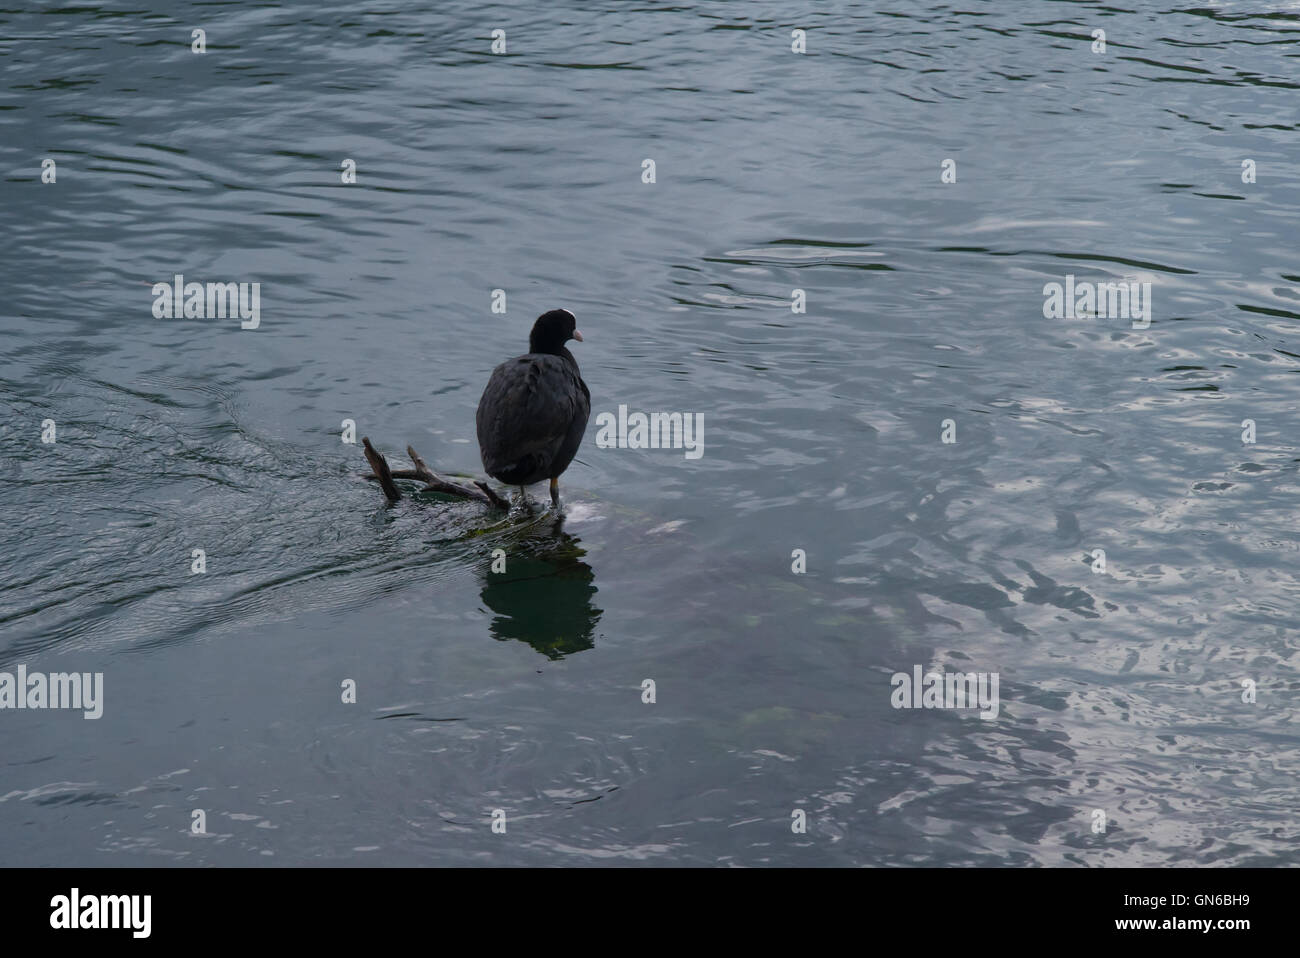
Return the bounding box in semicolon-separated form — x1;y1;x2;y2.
362;437;402;502
361;438;509;509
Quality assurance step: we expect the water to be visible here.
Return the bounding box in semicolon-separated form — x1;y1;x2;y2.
2;0;1298;866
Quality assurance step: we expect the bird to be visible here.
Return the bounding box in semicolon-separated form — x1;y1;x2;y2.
476;308;590;510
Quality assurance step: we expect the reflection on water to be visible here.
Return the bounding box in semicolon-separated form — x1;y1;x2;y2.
479;517;601;658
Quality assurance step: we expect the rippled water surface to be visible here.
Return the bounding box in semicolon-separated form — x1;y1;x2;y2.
2;0;1298;866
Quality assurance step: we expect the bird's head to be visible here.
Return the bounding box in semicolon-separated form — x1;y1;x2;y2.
529;308;584;355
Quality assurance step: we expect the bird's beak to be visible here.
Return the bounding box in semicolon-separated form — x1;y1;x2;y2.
572;330;584;342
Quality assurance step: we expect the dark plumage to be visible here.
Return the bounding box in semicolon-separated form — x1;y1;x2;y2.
476;309;590;509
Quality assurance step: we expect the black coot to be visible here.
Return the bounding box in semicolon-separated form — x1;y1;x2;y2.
476;308;590;509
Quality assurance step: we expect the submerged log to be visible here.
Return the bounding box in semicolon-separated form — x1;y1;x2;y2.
361;438;510;509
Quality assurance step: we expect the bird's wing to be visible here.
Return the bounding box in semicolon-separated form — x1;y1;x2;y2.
476;356;588;472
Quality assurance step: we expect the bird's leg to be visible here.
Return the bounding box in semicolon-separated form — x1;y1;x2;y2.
518;486;534;514
549;477;562;511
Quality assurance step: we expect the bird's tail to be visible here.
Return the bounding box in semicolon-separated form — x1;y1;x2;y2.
494;452;547;485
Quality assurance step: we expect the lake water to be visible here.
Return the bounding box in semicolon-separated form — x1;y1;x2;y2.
2;0;1298;866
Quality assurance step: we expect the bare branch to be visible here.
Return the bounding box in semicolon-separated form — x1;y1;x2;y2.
405;445;496;503
360;441;510;509
362;437;402;502
474;480;511;510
